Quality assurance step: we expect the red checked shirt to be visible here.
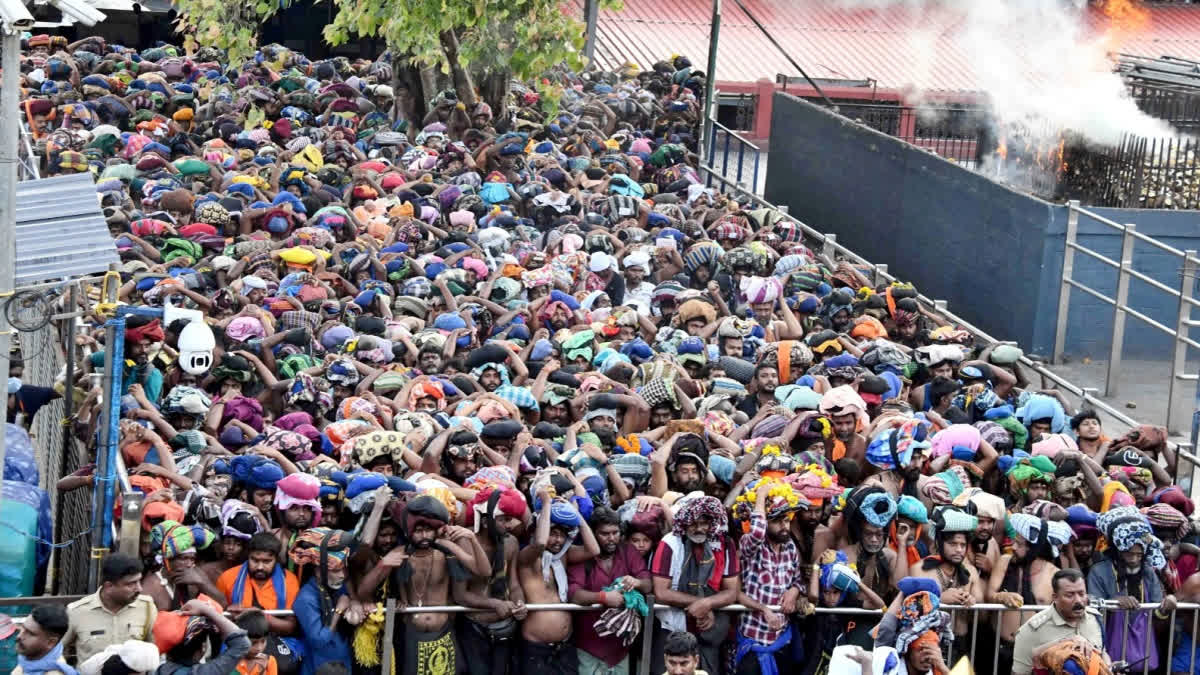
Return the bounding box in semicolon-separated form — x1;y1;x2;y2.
738;511;805;644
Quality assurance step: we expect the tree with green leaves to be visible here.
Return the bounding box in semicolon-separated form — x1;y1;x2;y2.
174;0;622;117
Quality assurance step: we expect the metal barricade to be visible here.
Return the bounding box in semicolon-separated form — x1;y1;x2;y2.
1053;200;1200;435
10;596;1197;675
695;166;1200;492
705;119;763;196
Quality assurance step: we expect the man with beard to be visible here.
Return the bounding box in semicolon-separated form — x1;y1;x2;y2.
733;481;808;675
1011;569;1104;675
289;528;357;675
539;383;573;426
417;345;444;374
217;532;302;675
840;488;907;609
1087;506;1176;664
650;434;709;497
359;496;488;675
568;506;652;674
819;385;870;466
517;489;601;673
1007;458;1055;509
120;318;167;403
273;474;322;569
864;421;930;501
459;487;530;675
988;514;1074;675
471;362;511;393
650;495;740;675
737;363;779;418
422;427;484;485
789;468;842;587
955;488;1006;584
914;506;984;637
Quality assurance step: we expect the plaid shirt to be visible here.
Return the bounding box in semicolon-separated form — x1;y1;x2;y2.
738;511;805;644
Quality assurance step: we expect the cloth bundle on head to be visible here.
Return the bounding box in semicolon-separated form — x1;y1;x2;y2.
1142;503;1190;540
865;418;931;471
274;472;323;522
819;385;869;431
954;487;1006;522
467;486;527;531
894;590;953;656
897;495;928;524
785;466;841;507
1008;513;1073;558
79;641;161;675
929;505;978;539
850;488;898;529
404;493;452;536
1006;456;1056;495
149;520;215;568
219;500;263;540
922;465;970;505
1097;506;1167;570
928;424;980;459
739;276;782;304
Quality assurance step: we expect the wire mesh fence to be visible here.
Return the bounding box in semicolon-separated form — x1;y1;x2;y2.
16;302;91;595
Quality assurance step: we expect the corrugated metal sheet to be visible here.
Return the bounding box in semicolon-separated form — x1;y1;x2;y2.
15;173;118;288
578;0;1200;93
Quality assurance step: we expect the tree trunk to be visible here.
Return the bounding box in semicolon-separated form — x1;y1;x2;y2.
438;29;478;108
477;68;510;117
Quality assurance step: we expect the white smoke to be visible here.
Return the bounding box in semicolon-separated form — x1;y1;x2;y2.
824;0;1174;147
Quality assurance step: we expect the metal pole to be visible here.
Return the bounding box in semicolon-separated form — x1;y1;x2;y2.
0;28;22;522
62;285;76;461
1053;201;1080;364
582;0;599;64
638;594;655;675
381;598;395;675
1168;250;1197;434
89;318;123;591
702;0;721;158
823;233;838;259
1106;224;1136;397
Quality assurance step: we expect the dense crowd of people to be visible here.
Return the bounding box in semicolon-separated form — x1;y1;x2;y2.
8;30;1200;675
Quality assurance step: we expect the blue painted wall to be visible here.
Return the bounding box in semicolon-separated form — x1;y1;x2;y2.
764;91;1200;360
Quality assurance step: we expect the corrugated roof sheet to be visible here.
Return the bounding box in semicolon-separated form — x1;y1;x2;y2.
580;0;1200;93
15;174;118;288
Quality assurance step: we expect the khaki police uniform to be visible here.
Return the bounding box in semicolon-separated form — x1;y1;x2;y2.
63;591;158;665
1011;605;1104;675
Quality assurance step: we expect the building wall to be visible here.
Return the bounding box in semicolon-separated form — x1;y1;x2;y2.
764;91;1200;360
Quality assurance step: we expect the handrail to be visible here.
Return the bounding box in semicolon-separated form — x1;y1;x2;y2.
710;119;761;152
6;595;1199;614
696;165;1200;490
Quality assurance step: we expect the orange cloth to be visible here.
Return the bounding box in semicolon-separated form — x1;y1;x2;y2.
237;654;278;675
216;565;301;610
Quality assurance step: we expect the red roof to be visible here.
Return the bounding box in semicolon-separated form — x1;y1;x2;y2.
582;0;1200;93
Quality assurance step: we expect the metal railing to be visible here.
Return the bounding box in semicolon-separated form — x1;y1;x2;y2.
8;594;1199;675
1052;200;1200;436
18;123;40;181
705;119;763;196
696;166;1200;495
837;102;989;170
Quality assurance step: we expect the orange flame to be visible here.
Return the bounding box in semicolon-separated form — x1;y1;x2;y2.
996;138;1008;160
1099;0;1150;51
